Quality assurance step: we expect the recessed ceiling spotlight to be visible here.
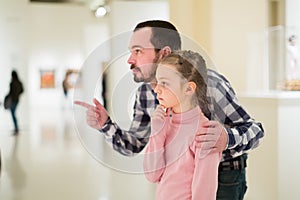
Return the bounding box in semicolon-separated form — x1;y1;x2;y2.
95;6;107;17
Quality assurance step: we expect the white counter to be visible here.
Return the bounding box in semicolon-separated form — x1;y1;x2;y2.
238;91;300;200
240;90;300;99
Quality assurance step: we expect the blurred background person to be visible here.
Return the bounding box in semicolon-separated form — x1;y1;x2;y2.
62;70;77;109
62;70;73;98
8;70;24;135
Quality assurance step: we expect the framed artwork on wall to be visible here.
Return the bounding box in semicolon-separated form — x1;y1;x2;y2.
40;69;55;89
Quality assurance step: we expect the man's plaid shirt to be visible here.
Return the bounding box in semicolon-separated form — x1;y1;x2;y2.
101;69;264;161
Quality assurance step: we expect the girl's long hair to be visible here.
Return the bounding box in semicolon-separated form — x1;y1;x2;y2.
159;50;210;118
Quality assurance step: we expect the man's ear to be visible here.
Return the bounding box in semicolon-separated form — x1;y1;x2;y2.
185;81;197;95
160;46;172;59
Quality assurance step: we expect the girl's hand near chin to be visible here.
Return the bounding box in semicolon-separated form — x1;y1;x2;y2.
151;105;170;134
152;105;167;121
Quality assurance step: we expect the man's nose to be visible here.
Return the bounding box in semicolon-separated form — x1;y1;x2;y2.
127;53;135;64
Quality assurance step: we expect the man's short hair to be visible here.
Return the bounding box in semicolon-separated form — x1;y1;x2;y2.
134;20;181;51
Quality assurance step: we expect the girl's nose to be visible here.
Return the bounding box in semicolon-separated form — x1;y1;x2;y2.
154;84;161;94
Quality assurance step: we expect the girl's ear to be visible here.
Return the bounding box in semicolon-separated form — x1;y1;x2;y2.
185;81;197;95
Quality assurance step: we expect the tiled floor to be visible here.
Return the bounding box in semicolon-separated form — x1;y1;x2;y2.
0;107;155;200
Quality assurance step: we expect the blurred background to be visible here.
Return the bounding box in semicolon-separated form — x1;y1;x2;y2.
0;0;300;199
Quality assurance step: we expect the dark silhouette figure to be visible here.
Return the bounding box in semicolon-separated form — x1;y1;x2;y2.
8;70;24;135
102;72;108;109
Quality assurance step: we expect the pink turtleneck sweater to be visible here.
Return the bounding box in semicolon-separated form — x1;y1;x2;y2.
144;106;221;200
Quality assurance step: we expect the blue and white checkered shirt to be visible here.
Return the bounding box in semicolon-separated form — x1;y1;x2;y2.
100;69;264;161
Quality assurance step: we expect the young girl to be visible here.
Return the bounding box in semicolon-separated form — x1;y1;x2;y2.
144;50;221;200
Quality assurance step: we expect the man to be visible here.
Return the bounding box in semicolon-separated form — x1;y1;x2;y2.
75;20;264;200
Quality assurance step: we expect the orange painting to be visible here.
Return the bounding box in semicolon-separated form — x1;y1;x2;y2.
40;70;55;88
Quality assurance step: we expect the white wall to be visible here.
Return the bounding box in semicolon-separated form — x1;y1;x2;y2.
0;0;28;105
25;3;110;109
0;0;109;112
0;0;31;127
211;0;269;93
286;0;300;35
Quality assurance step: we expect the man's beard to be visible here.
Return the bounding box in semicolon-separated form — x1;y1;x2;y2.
131;64;158;83
131;56;159;83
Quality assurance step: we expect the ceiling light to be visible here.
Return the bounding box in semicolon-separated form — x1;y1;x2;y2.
95;6;107;17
